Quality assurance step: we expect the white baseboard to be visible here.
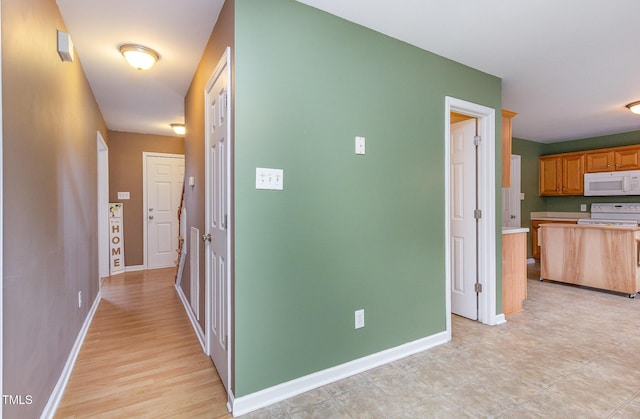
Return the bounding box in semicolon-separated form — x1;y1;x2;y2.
40;292;101;419
231;331;449;417
175;284;206;352
125;265;145;272
495;313;507;325
527;258;536;264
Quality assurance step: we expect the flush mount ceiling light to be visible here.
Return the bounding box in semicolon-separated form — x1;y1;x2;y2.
626;101;640;114
170;123;186;135
119;44;159;70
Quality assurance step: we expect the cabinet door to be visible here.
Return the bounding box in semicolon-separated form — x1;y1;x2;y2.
585;151;613;173
532;220;578;260
539;157;561;195
562;154;584;194
502;110;517;188
614;148;640;170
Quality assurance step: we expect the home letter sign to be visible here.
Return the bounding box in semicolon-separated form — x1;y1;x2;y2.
109;203;125;275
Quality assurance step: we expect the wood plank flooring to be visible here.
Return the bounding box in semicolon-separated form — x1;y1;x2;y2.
55;268;231;418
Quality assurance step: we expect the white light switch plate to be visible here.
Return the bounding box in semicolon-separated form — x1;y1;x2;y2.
117;192;130;200
355;136;366;155
256;168;284;190
355;309;365;329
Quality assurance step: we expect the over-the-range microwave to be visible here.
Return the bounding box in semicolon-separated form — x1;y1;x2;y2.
584;170;640;196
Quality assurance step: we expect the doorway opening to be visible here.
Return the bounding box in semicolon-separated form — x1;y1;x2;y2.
97;132;109;284
445;97;499;337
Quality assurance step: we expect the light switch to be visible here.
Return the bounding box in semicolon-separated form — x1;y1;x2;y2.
256;168;284;190
355;136;366;155
117;192;130;200
188;176;195;187
520;193;525;200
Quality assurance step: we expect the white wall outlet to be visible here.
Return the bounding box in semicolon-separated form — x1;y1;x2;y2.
355;136;365;155
256;168;284;190
117;191;130;200
580;204;587;212
78;291;82;308
355;309;365;329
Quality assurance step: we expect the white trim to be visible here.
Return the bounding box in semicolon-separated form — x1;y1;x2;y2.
204;46;233;396
231;331;449;417
40;292;101;419
142;152;185;270
0;1;4;412
444;97;498;331
175;284;206;352
124;265;145;272
495;313;507;325
527;258;535;264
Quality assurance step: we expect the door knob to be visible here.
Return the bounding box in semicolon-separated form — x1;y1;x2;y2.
202;233;212;242
148;215;154;220
511;215;516;219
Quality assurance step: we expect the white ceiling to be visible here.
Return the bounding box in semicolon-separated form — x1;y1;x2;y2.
58;0;640;143
56;0;224;137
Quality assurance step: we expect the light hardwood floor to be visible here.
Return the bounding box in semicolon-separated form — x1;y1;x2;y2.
55;268;231;418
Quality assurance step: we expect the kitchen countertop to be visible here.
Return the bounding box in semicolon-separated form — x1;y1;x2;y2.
502;227;530;235
530;211;591;221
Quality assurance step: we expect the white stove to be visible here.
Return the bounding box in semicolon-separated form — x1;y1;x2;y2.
577;203;640;226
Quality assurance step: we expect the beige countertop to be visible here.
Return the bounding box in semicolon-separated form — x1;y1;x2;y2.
502;227;530;235
530;211;591;221
538;223;639;231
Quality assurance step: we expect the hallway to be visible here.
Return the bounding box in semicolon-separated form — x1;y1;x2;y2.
55;268;231;418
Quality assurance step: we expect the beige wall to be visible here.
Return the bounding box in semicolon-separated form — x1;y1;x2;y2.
2;0;107;417
108;130;184;267
182;0;234;331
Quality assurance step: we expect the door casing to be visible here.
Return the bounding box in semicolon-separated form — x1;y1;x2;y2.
445;96;500;334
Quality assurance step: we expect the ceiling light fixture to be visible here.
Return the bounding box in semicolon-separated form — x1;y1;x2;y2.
170;123;186;135
626;101;640;114
119;44;159;71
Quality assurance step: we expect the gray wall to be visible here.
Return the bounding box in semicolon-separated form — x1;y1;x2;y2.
2;0;107;417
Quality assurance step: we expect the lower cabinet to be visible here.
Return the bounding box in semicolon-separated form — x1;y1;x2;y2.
502;231;527;315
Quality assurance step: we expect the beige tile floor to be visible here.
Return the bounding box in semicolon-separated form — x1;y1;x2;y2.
241;264;640;418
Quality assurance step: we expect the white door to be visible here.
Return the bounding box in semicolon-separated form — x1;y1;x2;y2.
450;119;478;320
145;154;184;269
502;155;521;227
205;48;231;393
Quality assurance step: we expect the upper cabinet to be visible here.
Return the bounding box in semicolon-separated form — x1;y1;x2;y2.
502;109;517;187
541;144;640;195
584;145;640;173
539;153;584;195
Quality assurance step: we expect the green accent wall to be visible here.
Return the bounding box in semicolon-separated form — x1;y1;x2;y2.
233;0;502;396
514;131;640;257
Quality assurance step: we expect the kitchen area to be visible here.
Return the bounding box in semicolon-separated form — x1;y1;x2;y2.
519;143;640;301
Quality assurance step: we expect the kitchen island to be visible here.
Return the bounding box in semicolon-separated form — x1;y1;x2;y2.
538;223;640;297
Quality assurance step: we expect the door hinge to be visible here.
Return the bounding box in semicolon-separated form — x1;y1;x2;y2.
474;209;482;219
475;283;483;293
225;336;228;351
473;135;481;146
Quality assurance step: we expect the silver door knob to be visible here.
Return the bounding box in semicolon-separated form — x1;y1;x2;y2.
148;215;154;220
202;233;212;242
511;215;516;219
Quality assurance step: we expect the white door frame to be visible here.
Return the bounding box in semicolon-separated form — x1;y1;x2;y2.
445;96;499;335
0;1;4;402
142;152;185;269
97;131;109;282
204;46;233;399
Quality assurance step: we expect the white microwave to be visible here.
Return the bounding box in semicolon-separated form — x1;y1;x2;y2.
584;170;640;196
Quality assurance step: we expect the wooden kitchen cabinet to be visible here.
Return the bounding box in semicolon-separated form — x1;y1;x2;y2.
538;153;584;196
585;150;614;172
614;147;640;170
531;219;578;260
502;231;528;315
502;109;517;188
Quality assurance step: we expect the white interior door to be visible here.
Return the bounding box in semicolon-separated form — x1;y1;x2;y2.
145;154;184;269
450;119;478;320
205;48;231;393
502;155;522;227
